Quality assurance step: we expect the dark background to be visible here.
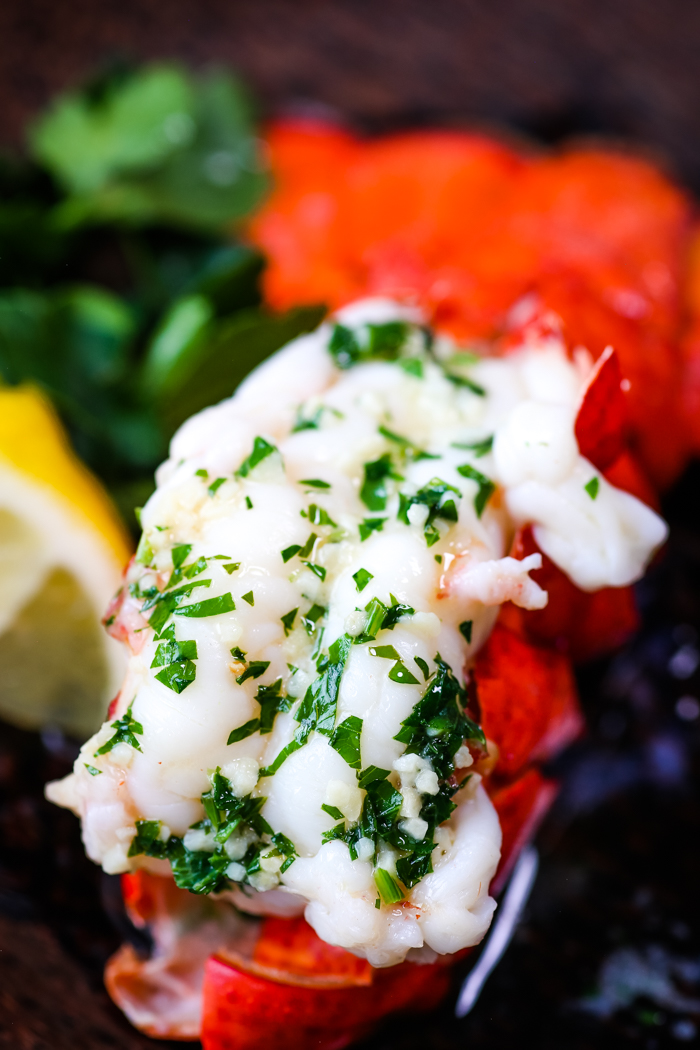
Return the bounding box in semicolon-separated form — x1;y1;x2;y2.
1;2;700;1048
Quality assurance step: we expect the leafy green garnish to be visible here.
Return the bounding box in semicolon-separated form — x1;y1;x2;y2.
174;592;235;617
300;478;331;489
236;660;269;685
398;357;423;378
308;504;337;527
302;561;326;582
223;562;240;574
301;604;326;635
241;590;255;606
394;655;485;777
235;435;278;478
357;765;390;789
84;764;102;776
328;321;410;370
322;804;345;820
208;476;226;495
359;517;387;542
281;608;298;635
374;868;405;904
398;477;461;546
459;620;473;644
281;543;301;563
378;425;439;462
451;435;494;457
585;476;600;500
245;496;253;509
128;819;166;859
353;568;374;592
369;644;419;685
360;454;403;511
227;718;260;744
330;715;363;769
414;656;431;680
95;703;143;755
456;463;495;518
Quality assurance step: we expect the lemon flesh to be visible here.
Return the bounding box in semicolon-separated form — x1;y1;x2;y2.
0;386;131;738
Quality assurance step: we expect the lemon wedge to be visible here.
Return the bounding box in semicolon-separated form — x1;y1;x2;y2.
0;385;131;738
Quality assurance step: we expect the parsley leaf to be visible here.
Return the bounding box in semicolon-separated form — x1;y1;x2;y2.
398;477;461;546
84;764;102;776
378;425;439;462
208;477;226;496
585;476;600;500
308;504;337;527
302;561;326;581
353;568;374;592
241;590;255;606
357;765;390;789
235;436;278;478
301;603;326;635
300;478;331;489
322;804;345;820
360;454;402;511
359;517;387;542
95;703;143;755
456;463;495;518
330;715;363;769
227;718;260;744
174;592;236;617
223;562;240;574
451;435;493;457
374;867;405;904
281;543;301;563
459;620;473;644
414;656;431;680
281;608;298;635
128;820;166;859
236;660;269;684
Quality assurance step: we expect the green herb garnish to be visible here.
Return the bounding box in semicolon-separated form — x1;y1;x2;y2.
95;703;143;755
359;517;387;542
353;568;374;592
360;454;403;511
281;608;298;635
398;477;461;546
235;436;278;478
585;476;600;500
456;463;495;518
330;715;363;769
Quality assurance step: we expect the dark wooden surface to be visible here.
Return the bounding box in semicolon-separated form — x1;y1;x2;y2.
2;0;700;189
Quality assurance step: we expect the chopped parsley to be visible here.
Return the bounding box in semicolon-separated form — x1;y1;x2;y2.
353;594;414;644
452;435;494;457
230;646;247;662
585;476;600;500
281;608;298;635
236;660;270;685
195;468;208;478
281;543;301;563
308;504;337;527
378;425;439;463
245;496;253;509
260;634;352;776
95;703;143;755
374;868;405;904
360;454;403;511
174;593;236;618
208;477;226;496
241;590;255;606
369;644;419;685
357;765;390;789
414;656;431;680
84;764;102;776
135;532;153;567
235;436;278;478
359;517;387;542
329;715;363;769
292;405;323;431
322;804;345;820
456;463;496;518
301;603;326;635
353;568;374;592
398;357;423;378
300;478;331;489
459;620;473;644
303;561;327;581
128;820;165;859
227;718;260;744
151;623;198;693
223;562;240;574
398;477;461;546
328;320;410;370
